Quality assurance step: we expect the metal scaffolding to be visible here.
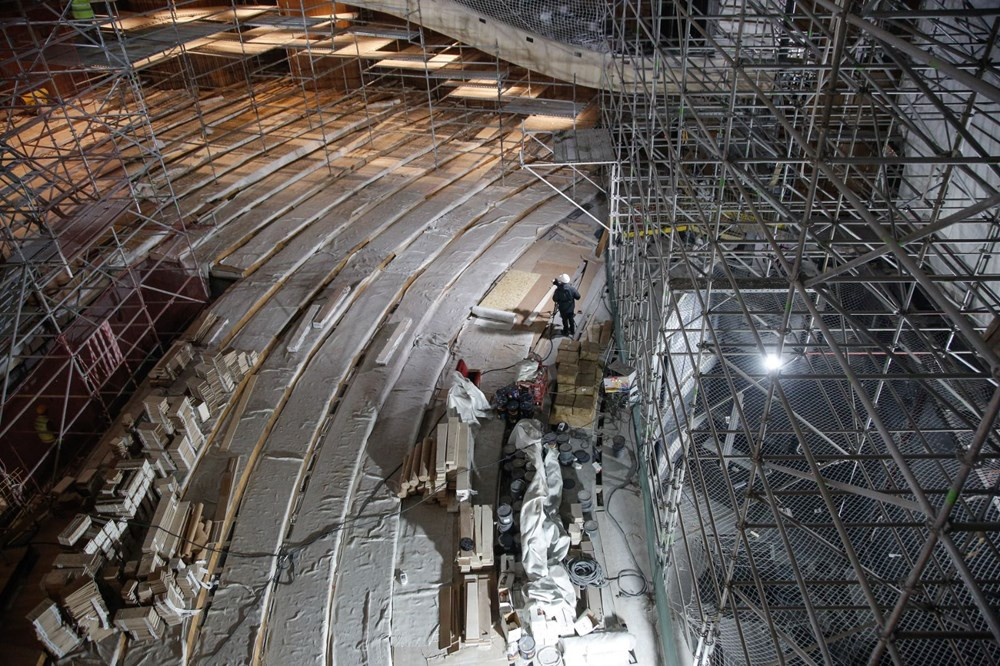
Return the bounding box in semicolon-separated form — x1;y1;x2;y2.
0;0;590;520
601;0;1000;664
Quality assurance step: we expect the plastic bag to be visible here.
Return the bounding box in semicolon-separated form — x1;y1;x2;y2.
447;371;491;424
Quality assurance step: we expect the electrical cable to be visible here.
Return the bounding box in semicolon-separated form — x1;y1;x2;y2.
603;410;652;597
566;555;607;588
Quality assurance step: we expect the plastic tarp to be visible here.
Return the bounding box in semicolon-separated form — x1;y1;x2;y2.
447;370;491;424
512;420;576;623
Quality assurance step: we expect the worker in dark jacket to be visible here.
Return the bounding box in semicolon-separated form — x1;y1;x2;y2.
552;273;581;337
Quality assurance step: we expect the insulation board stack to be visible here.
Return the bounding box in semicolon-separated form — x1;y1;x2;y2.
550;339;603;427
113;606;163;642
28;599;82;658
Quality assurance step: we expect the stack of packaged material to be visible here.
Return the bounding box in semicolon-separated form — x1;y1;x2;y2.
185;349;255;409
113;606;163;642
61;575;114;642
94;459;155;519
58;514;92;547
28;599;82;658
149;341;195;384
550;339;603;427
173;559;210;600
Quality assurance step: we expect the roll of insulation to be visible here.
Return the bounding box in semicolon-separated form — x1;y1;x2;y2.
471;305;517;324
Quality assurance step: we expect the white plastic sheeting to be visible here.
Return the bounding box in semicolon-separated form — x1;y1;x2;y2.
448;370;492;424
511;420;576;626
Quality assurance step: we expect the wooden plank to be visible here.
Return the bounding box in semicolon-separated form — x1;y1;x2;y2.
455;422;470;501
375;317;412;365
481;505;493;565
464;575;479;642
417;436;432;483
434;422;448;488
438;585;453;650
444;419;457;472
477;574;491;642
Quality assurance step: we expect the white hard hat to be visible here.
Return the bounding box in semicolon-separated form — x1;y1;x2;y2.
558;273;571;284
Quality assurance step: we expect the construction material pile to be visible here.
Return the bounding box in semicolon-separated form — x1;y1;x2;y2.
30;343;254;659
397;416;477;507
551;339;603;427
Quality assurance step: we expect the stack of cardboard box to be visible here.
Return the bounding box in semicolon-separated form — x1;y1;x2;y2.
550;340;603;427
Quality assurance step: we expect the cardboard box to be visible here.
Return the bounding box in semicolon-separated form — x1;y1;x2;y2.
557;349;579;364
556;365;578;384
555;392;576;407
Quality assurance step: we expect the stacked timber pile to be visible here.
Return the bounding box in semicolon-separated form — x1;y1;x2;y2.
397;416;474;508
28;599;81;658
29;341;254;659
438;572;492;654
33;493;214;657
550;339;603;427
457;503;494;572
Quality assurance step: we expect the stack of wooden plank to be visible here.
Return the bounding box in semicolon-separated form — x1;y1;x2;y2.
113;606;164;642
79;518;128;557
173;559;210;601
141;494;214;569
457;503;494;572
550;339;603;428
28;599;82;658
149;341;195;384
438;582;461;654
438;572;493;653
462;574;492;646
58;514;92;547
396;436;438;499
61;575;113;642
397;417;473;506
94;458;155;519
184;348;256;410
